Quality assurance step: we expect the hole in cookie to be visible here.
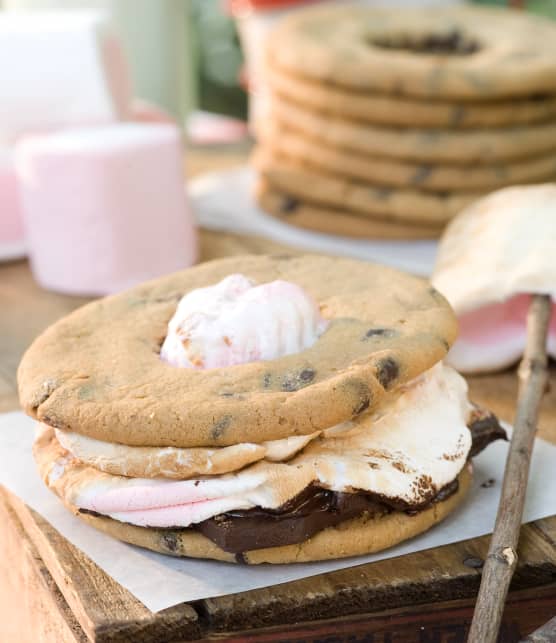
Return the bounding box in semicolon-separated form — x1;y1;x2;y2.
371;29;480;56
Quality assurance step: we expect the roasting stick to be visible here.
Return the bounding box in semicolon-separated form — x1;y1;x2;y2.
468;294;552;643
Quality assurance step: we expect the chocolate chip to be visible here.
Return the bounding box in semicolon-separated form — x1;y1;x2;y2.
279;196;299;214
235;552;248;564
281;368;316;392
299;368;315;382
364;327;398;340
219;392;235;398
211;415;232;440
372;29;479;56
411;165;433;185
162;532;179;553
262;373;272;388
481;478;496;489
345;379;372;416
463;556;484;569
376;357;399;390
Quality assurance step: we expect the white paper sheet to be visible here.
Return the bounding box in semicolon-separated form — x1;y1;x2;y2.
189;166;438;277
0;411;555;613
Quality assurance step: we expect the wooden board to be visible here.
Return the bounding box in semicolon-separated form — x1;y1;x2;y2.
201;587;556;642
2;488;555;642
0;489;87;643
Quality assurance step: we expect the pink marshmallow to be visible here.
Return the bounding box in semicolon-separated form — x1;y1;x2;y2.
160;274;329;369
15;123;197;295
0;149;25;260
108;496;251;529
78;471;265;514
448;294;556;372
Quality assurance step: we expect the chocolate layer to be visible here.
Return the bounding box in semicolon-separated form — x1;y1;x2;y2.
196;485;390;554
192;409;506;553
468;406;507;457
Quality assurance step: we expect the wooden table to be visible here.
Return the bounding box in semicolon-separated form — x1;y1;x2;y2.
1;149;555;643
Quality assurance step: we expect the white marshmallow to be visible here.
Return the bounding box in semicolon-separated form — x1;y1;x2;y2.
432;184;556;314
160;274;329;369
15;123;197;295
432;184;556;373
0;148;25;260
0;10;131;144
54;427;320;479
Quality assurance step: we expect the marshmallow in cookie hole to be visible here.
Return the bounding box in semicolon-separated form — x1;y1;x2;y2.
160;273;329;369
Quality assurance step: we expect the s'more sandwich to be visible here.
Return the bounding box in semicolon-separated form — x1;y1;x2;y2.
19;255;505;564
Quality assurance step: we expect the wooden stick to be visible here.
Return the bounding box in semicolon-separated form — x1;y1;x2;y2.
467;294;552;643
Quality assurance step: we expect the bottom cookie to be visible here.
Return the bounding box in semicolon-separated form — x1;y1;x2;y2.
75;465;471;564
255;180;443;240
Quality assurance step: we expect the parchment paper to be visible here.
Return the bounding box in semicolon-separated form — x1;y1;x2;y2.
189;166;438;277
0;411;555;612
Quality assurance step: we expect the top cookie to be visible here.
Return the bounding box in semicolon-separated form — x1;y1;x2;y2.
18;255;457;447
268;4;556;100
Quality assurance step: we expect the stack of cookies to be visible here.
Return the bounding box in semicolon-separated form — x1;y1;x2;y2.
253;4;556;239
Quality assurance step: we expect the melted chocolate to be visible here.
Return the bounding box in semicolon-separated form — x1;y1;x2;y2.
192;409;507;553
197;485;389;554
468;407;507;457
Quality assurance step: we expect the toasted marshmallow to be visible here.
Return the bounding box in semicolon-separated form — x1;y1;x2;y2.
54;427;320;479
160;273;329;369
39;364;473;529
432;184;556;372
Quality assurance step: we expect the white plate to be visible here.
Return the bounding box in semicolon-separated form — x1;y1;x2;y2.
189;166;438;277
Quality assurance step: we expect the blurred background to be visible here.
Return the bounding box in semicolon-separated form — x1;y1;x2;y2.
3;0;556;294
2;0;555;135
